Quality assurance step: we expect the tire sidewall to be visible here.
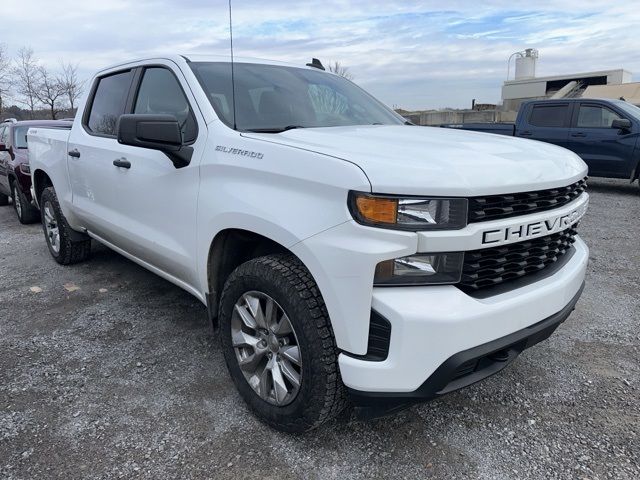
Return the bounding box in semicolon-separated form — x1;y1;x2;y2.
219;260;333;429
12;182;35;224
40;189;61;259
11;183;22;222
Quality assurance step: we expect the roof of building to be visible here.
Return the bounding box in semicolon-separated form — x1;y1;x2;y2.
504;69;631;85
583;82;640;105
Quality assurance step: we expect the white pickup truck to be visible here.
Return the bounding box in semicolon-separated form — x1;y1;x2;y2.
28;55;589;432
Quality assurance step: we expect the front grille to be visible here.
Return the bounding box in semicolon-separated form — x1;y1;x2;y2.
468;178;587;223
460;228;577;291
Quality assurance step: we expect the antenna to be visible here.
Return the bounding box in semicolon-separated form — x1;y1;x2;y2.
228;0;237;130
306;58;325;71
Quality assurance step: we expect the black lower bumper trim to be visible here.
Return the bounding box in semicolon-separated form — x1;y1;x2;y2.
348;281;585;419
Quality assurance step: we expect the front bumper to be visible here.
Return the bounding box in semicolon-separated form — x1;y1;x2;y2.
339;235;588;397
349;282;584;418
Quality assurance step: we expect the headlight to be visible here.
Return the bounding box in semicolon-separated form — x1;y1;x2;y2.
374;252;464;286
349;192;467;230
19;163;31;174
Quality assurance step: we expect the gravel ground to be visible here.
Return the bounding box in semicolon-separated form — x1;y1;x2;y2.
1;177;638;480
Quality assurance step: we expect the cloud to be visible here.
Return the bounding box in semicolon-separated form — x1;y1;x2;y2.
1;0;639;109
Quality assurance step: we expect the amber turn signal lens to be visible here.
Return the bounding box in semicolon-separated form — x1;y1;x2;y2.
355;196;398;224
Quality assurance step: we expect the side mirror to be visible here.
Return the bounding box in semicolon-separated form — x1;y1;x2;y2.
611;118;632;130
117;114;192;168
0;142;8;152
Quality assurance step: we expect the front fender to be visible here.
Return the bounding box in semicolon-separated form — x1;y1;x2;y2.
291;221;417;355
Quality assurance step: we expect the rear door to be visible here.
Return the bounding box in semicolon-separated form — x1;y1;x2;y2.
67;68;136;232
516;102;572;148
568;102;637;178
67;61;205;288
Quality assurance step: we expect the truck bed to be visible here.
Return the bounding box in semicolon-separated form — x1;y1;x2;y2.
27;125;72;209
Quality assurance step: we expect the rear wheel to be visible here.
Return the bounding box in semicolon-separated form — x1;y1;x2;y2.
11;181;39;224
40;186;91;265
219;254;347;432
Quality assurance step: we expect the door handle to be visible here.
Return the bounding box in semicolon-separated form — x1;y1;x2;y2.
68;149;81;158
113;158;131;169
519;131;532;136
571;132;586;138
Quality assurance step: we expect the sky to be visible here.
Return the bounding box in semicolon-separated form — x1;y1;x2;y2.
2;0;639;110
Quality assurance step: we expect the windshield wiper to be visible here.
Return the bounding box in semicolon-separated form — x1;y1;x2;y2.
243;125;306;133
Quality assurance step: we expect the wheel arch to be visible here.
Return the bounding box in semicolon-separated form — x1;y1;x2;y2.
32;169;53;206
206;228;296;327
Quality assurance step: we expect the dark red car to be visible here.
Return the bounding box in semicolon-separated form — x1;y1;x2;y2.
0;119;72;223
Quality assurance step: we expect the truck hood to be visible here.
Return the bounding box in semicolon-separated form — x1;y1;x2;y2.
245;125;587;196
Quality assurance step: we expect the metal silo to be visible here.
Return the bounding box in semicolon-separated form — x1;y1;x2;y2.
514;48;538;80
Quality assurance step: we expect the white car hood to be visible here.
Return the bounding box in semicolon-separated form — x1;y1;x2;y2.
245;125;588;196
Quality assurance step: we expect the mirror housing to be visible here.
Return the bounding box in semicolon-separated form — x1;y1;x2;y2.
611;118;632;131
117;114;192;168
0;143;8;152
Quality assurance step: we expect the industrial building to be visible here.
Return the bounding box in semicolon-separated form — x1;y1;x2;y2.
501;48;635;110
401;48;638;126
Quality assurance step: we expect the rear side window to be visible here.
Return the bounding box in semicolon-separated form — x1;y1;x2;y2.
87;70;134;136
577;105;622;128
133;67;198;143
528;104;569;128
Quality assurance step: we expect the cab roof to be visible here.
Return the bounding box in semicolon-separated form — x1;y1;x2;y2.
96;54;319;76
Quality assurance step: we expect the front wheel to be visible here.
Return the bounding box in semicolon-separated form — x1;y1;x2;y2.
40;187;91;265
219;254;347;432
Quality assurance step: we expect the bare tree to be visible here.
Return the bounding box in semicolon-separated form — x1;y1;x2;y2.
309;84;348;117
0;44;11;116
327;61;353;80
13;47;41;118
35;66;65;119
309;60;354;116
60;61;84;112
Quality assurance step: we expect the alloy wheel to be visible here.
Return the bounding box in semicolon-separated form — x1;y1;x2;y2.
43;201;60;254
231;291;302;406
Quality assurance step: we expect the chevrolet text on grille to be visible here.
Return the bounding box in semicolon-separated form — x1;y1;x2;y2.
481;201;589;245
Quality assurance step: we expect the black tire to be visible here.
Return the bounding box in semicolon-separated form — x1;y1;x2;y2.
219;253;347;432
11;181;40;224
0;191;8;206
40;186;91;265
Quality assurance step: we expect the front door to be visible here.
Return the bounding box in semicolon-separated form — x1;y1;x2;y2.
568;102;637;178
67;62;206;288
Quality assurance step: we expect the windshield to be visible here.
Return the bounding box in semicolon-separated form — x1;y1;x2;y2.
14;126;29;149
189;62;404;132
615;101;640;120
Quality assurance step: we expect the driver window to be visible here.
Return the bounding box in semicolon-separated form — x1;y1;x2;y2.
577;105;622;128
134;67;198;143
